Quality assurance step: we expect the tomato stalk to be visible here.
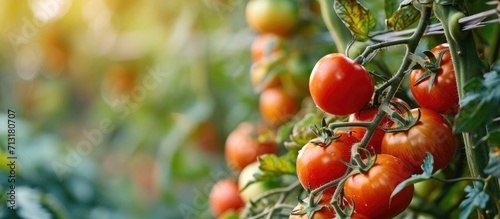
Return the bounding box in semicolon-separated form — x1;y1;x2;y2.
433;2;500;218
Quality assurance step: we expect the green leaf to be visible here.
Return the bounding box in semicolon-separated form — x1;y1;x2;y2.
455;65;500;133
258;151;298;177
391;153;436;199
384;0;398;19
386;4;420;31
459;182;490;219
484;150;500;178
334;0;377;41
276;121;294;145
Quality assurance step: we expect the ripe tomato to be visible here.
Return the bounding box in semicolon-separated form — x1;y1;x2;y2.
238;162;280;202
251;34;284;62
410;43;459;114
309;53;374;116
245;0;299;37
296;131;358;193
225;122;277;171
209;179;245;217
250;62;281;92
381;108;456;174
289;194;370;219
343;154;414;219
348;98;411;154
348;108;392;154
259;87;298;125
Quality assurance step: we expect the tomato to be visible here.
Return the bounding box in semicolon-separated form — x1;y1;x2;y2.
348;108;392;154
209;179;245;217
238;161;280;202
245;0;299;37
289;194;370;219
343;154;414;219
381;108;456;174
250;62;281;92
296;131;358;193
347;98;411;154
410;43;459;114
251;34;284;62
225;122;277;171
259;87;298;125
309;53;374;116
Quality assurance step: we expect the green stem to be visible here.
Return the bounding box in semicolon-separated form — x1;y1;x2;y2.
433;3;500;218
357;5;433;151
318;0;352;54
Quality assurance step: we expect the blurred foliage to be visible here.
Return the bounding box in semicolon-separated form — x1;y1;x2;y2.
0;0;276;218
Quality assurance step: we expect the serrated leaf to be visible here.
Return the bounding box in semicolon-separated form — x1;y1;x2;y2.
459;182;490;219
386;5;420;31
455;66;500;133
484;149;500;178
334;0;377;41
391;153;435;199
258;151;297;177
384;0;398;19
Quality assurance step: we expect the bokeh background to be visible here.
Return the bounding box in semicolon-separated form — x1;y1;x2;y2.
0;0;272;218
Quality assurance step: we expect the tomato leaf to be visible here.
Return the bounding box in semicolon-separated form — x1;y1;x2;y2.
484;149;500;178
384;0;398;19
334;0;377;41
459;182;490;219
386;5;420;31
258;151;297;177
276;121;294;145
455;65;500;133
390;153;436;199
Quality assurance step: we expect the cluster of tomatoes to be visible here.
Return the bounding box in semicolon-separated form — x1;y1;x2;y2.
293;43;459;218
209;0;304;218
209;0;461;217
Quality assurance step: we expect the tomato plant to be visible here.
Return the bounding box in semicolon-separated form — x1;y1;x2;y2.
309;53;374;116
245;0;299;37
259;87;298;125
251;34;284;62
225;122;277;171
410;43;459;114
209;179;245;217
348;108;392;154
296;130;358;194
343;154;414;219
381;108;456;174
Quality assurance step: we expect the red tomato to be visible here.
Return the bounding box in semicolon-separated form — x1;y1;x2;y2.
381;108;456;174
343;154;414;219
250;62;282;92
348;98;411;153
259;87;298;125
309;53;374;116
410;43;459;114
251;34;284;62
348;108;392;154
225;122;277;171
296;131;358;194
209;179;245;217
245;0;299;37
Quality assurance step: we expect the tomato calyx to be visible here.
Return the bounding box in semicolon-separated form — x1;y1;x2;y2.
310;119;340;147
410;48;449;92
291;193;328;219
343;144;377;173
382;105;421;133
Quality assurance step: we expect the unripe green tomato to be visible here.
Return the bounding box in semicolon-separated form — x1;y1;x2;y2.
238;162;279;202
